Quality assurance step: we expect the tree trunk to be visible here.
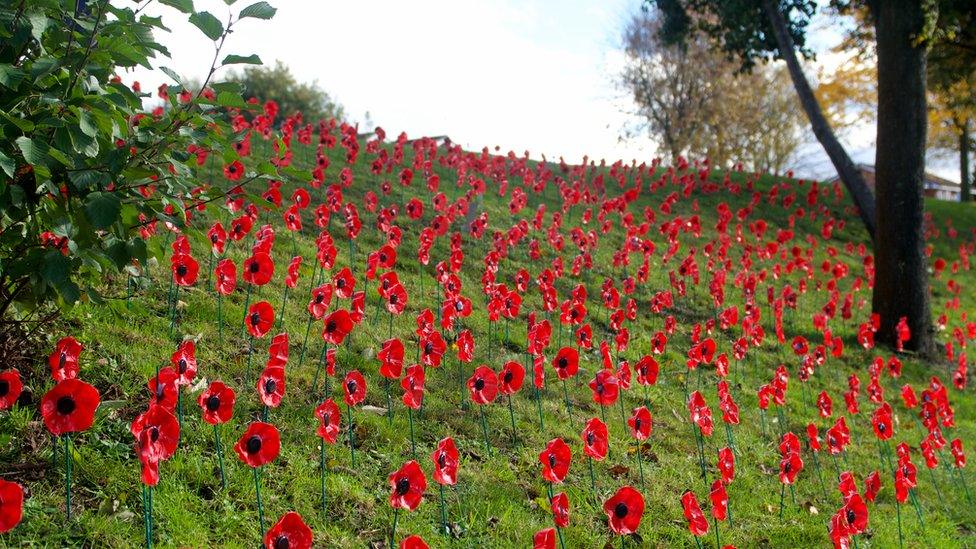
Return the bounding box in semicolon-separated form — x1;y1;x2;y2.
961;117;971;202
761;0;876;239
871;0;934;356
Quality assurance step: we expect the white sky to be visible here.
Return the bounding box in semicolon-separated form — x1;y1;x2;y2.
123;0;961;182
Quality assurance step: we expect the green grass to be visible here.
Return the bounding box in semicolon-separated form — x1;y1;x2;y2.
3;139;976;548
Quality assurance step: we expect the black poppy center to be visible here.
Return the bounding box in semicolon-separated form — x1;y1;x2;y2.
390;294;398;304
846;509;856;525
586;432;595;445
548;454;556;468
326;321;337;332
249;262;260;273
176;265;188;277
424;343;433;354
474;378;486;391
438;453;446;468
264;379;277;395
635;418;642;431
315;294;324;304
56;395;76;415
614;502;629;518
246;435;262;454
557;358;568;369
396;477;411;495
346;380;357;395
206;395;221;412
150;426;160;442
503;371;513;383
250;313;261;326
0;380;8;397
274;536;290;549
178;358;188;373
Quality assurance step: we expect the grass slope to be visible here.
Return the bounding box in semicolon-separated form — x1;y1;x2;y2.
2;137;976;548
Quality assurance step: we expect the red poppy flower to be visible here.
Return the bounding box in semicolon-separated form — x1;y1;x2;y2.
709;479;728;521
840;493;869;534
628;406;652;441
171;254;199;286
550;491;570;527
350;291;365;323
499;361;525;395
207;222;227;255
148;367;179;411
49;336;83;381
379;338;405;379
333;267;356;299
242;252;275;286
539;438;572;484
400;535;429;549
533;528;556;549
264;511;313;549
680;490;708;537
401;364;425;410
0;479;24;533
198;381;235;425
246;301;275;338
0;370;23;410
389;460;427;511
589;370;619;407
308;283;334;319
322;309;354;345
552;347;579;380
871;402;893;440
604;486;644;535
581;417;609;461
468;365;499;405
456;329;474;362
386;283;408;314
864;470;881;502
234;421;281;467
431;437;459;485
717;446;735;484
421;331;447;368
267;333;289;368
687;391;714;437
779;450;803;484
171;340;197;386
951;438;966;468
284;256;302;289
223;160;244;181
343;370;367;407
131;404;180;464
41;378;100;436
257;366;286;408
635;355;659;386
307;394;339;442
215;258;237;295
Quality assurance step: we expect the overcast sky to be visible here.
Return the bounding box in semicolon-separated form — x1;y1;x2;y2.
124;0;960;182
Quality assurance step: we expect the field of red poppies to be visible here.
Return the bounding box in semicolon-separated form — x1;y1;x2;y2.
1;98;976;548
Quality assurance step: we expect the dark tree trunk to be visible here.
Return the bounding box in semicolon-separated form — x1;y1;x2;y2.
961;118;971;202
871;0;935;356
761;0;876;239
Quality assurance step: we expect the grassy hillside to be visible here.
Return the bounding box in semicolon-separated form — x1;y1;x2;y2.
2;133;976;548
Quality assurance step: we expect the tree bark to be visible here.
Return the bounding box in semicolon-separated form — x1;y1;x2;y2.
961;117;971;202
870;0;935;356
761;0;877;239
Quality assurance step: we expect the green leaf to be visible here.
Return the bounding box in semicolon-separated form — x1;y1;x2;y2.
188;11;224;41
159;66;183;85
158;0;195;13
42;251;70;286
77;109;98;138
0;64;26;89
221;54;262;66
0;150;13;178
238;1;276;19
15;136;48;165
84;192;122;229
216;91;247;108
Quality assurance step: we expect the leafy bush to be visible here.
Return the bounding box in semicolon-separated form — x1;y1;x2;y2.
0;0;279;316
